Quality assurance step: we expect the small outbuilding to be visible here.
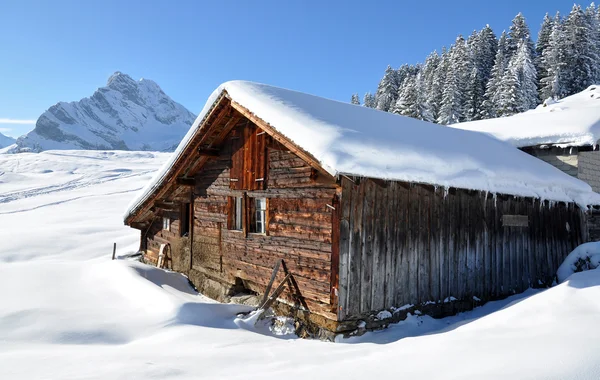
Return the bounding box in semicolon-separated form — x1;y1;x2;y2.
124;81;599;335
454;86;600;191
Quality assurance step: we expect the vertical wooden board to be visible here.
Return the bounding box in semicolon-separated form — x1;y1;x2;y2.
469;192;480;300
489;195;498;298
330;193;341;309
525;200;534;288
417;185;431;304
456;191;467;300
544;202;553;284
360;180;375;314
430;187;440;304
394;182;410;307
429;188;443;302
371;182;385;311
346;181;363;317
408;184;419;305
447;190;458;301
438;189;448;302
384;183;396;309
499;198;509;296
338;179;353;320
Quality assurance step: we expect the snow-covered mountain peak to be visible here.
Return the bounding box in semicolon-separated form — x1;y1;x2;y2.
11;72;195;153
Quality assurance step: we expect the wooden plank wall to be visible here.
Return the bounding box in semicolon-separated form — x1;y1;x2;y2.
188;124;338;320
337;177;586;321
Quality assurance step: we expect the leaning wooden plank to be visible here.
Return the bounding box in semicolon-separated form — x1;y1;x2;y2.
260;259;283;307
259;273;292;311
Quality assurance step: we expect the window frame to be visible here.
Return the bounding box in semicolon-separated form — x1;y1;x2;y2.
228;193;268;236
249;197;267;234
162;216;170;231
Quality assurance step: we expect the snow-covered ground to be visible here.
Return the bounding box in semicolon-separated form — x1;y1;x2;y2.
2;150;600;379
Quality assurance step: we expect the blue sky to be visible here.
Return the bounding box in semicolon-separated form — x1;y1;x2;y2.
0;0;580;138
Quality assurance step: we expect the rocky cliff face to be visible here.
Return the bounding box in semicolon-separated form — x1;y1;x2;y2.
13;72;196;152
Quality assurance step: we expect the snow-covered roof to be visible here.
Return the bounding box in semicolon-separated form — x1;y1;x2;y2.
452;86;600;148
125;81;600;220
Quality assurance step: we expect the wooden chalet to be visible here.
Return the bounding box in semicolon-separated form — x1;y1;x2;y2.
125;81;597;335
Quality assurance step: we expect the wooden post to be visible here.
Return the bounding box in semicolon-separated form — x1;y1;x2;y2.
112;242;116;260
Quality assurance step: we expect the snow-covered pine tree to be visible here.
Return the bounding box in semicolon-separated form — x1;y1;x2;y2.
507;12;535;60
540;12;568;100
514;39;539;110
535;13;554;98
438;36;470;124
563;4;599;94
477;25;498;83
351;94;360;105
585;3;600;83
374;65;400;111
481;31;509;119
465;26;497;121
422;51;441;109
429;48;449;122
496;55;522;116
393;73;433;122
363;92;376;108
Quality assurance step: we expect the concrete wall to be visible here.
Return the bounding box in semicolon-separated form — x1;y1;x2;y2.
578;151;600;193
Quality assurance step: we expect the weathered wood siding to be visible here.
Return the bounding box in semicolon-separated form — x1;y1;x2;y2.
337;177;586;321
187;120;337;320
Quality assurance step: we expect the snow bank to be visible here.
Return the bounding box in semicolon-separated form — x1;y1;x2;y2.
5;151;600;379
453;85;600;148
557;242;600;283
125;81;600;220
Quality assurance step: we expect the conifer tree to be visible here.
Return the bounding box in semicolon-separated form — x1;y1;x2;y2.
375;65;400;111
393;73;433;122
438;36;469;124
351;94;360;105
540;12;568;100
363;92;376;108
481;31;509;118
430;48;449;122
564;4;599;94
535;13;554;97
507;13;535;60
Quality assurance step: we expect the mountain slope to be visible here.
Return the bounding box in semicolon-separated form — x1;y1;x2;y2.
0;132;15;148
13;72;196;152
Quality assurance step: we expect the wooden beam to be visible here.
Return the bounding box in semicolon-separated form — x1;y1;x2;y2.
130;222;149;230
197;148;220;157
154;201;178;209
176;177;196;186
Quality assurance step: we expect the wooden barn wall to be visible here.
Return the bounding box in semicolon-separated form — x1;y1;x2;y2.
144;211;181;265
188;122;338;320
337;177;586;321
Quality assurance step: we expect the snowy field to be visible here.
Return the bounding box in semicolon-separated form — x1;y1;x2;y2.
2;150;600;380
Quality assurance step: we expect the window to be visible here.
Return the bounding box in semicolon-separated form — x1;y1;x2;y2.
180;203;190;237
250;197;267;234
233;196;243;231
162;217;170;231
228;195;268;235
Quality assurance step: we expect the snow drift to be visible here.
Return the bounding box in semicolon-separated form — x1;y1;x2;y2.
3;150;600;379
557;241;600;283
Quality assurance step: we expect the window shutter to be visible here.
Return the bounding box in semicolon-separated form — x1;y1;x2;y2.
230;128;242;190
253;129;267;190
226;196;234;230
